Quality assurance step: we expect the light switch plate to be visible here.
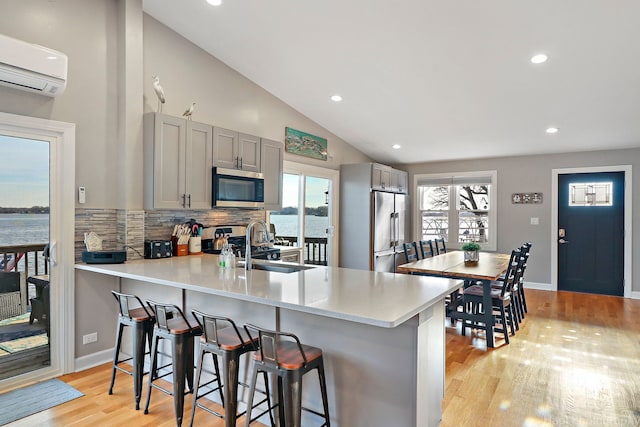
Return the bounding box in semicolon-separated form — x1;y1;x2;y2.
78;186;86;204
530;217;539;225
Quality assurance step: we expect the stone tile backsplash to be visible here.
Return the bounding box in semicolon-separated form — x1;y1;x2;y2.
76;208;265;261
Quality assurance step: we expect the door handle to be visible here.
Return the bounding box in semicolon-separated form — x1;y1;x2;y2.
559;238;569;244
49;241;57;266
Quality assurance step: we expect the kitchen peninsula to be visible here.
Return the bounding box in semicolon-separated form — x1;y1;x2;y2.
76;255;462;427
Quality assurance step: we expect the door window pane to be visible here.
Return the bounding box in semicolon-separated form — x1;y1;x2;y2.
0;134;51;379
569;182;613;206
304;176;329;265
269;173;299;245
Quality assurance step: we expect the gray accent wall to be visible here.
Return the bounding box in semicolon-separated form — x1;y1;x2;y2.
405;148;640;290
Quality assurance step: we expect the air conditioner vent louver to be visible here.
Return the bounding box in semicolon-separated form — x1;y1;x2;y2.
0;33;67;97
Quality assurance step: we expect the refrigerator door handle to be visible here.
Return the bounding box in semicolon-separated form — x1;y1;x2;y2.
393;212;399;247
390;212;395;248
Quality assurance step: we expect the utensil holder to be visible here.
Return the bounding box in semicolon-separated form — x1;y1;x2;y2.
189;236;202;254
172;237;189;256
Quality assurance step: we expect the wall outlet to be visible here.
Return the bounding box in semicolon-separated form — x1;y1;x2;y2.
82;332;98;344
530;217;539;225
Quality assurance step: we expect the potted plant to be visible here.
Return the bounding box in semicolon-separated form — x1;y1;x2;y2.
462;242;480;265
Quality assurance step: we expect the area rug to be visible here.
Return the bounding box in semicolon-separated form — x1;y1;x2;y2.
0;333;48;354
0;378;84;425
0;313;30;327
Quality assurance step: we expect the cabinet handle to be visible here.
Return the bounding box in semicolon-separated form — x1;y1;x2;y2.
182;194;186;208
187;194;191;208
240;157;243;169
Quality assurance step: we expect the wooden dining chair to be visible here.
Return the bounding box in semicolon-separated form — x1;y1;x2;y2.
419;240;435;259
434;238;447;255
402;242;420;263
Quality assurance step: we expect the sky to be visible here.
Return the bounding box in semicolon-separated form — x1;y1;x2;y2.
0;135;49;207
282;173;329;208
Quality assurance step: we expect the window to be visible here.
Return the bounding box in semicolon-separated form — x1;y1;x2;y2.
415;171;497;251
569;182;613;206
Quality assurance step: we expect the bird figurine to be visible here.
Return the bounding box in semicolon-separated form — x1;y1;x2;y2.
152;76;166;112
183;102;196;120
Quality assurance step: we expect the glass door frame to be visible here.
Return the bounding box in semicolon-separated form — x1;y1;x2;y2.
268;161;340;266
0;112;76;388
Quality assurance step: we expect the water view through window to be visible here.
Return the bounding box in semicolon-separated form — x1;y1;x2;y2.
0;134;50;379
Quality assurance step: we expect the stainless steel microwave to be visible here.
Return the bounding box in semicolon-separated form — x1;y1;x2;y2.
212;167;265;208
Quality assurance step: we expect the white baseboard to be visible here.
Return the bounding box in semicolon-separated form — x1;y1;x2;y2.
523;281;553;291
74;348;113;372
524;282;640;299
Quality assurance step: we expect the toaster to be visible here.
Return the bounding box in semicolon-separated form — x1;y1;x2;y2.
144;240;173;259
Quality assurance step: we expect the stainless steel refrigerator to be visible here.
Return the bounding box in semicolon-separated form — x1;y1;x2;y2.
371;191;407;272
339;162;409;273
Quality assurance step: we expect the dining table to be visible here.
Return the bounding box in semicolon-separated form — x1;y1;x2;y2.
397;250;511;348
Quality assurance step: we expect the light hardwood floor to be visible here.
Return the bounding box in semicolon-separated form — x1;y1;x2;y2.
5;289;640;426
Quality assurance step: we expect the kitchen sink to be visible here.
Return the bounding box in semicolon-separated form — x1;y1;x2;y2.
240;261;315;273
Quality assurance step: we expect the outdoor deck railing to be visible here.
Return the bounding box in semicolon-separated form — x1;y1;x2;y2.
1;243;49;276
276;236;328;265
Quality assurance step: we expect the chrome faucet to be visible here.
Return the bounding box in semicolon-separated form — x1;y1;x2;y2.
245;219;268;271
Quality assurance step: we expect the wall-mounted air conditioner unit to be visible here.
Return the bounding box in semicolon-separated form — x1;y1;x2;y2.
0;33;68;97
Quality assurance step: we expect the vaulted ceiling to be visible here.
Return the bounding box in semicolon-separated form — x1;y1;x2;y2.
144;1;640;164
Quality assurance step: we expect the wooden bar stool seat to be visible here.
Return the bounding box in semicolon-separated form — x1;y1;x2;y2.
189;310;273;427
244;324;330;427
109;291;155;410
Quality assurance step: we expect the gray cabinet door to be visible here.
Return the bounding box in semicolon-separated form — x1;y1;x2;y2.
152;114;186;209
213;127;238;169
238;132;261;172
372;163;391;191
261;138;283;210
185;121;213;209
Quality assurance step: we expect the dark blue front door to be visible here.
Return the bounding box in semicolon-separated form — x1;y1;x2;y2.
558;172;624;296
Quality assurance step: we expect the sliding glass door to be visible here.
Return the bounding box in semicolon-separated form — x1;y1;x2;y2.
0;112;75;389
268;162;339;266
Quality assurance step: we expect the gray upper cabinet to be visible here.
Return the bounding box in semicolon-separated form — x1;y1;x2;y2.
213;127;261;172
212;127;237;169
391;169;408;194
144;113;213;209
260;138;284;210
371;163;408;194
238;132;261;172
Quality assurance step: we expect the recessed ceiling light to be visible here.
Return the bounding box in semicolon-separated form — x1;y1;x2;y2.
531;54;548;64
330;94;343;102
392;144;401;149
546;127;559;134
47;56;58;60
206;0;222;6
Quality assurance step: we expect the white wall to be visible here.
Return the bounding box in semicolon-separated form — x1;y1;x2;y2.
143;15;370;174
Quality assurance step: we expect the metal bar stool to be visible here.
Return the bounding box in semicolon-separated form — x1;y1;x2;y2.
189;310;274;427
109;291;155;410
143;300;203;426
243;324;330;427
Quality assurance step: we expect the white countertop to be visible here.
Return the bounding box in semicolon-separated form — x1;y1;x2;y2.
75;255;461;328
